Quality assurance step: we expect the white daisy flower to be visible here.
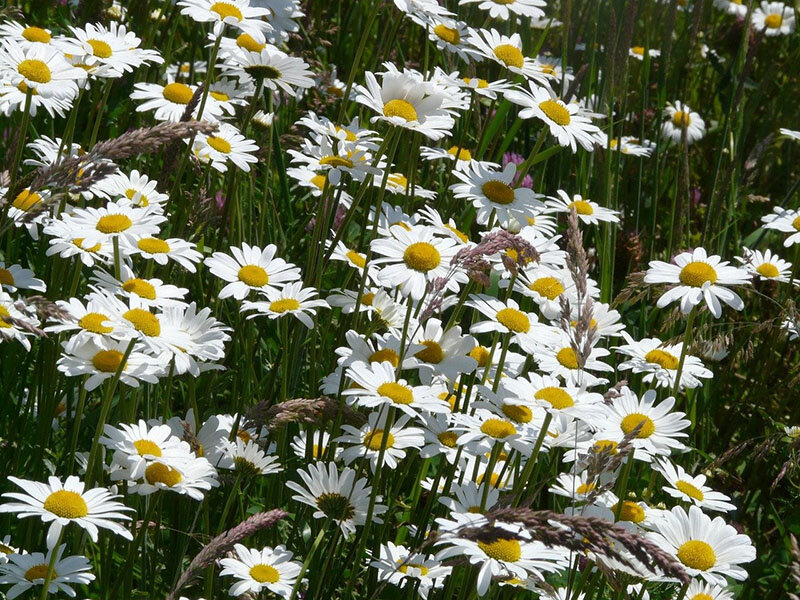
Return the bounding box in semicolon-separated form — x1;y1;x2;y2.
370;542;451;599
459;0;545;21
337;412;425;472
467;294;540;355
534;328;613;387
0;22;57;49
0;263;45;293
425;17;479;62
178;0;271;40
761;206;800;247
123;455;219;501
419;414;464;464
290;430;340;461
0;544;94;600
205;243;301;300
95;169;169;209
89;265;188;309
131;81;226;122
44;219;113;267
628;45;661;60
467;30;548;84
101;419;196;481
219;544;301;598
644;247;751;317
241;281;328;328
661;101;706;145
0;41;85;99
713;0;748;16
192;122;259;173
124;236;203;272
60;201;166;248
221;46;314;95
753;2;795;35
615;334;713;390
62;22;163;78
57;337;162;391
222;439;282;476
46;294;123;342
655;458;736;513
545;190;620;224
0;476;133;549
735;246;795;284
410;319;478;383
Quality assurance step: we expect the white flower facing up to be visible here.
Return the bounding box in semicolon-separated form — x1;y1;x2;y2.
219;543;301;598
0;544;94;600
178;0;271;40
752;2;795;36
57;337;162;391
63;21;164;78
205;243;301;300
644;247;751;318
0;476;133;548
221;46;315;95
661;101;706;145
192;123;259;173
0;41;86;99
241;281;328;328
647;505;756;585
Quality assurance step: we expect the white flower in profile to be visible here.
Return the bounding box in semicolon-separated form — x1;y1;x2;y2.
459;0;545;21
0;544;94;600
177;0;271;40
644;247;751;318
761;206;800;247
654;458;736;513
0;475;133;548
241;281;329;328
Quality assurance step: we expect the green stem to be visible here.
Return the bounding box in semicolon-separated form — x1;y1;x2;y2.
37;530;65;600
671;308;696;398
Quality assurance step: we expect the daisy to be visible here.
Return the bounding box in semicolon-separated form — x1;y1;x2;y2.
0;545;94;600
241;281;329;328
0;41;85;99
336;330;421;370
394;0;454;24
501;373;605;423
286;462;387;535
644;247;751;317
685;581;734;600
426;18;479;62
370;542;451;599
337;412;425;472
354;67;455;140
615;335;713;390
628;45;661;60
131;81;226;122
222;439;282;476
178;0;271;40
647;505;755;585
545;190;620;225
221;46;314;95
451;74;514;100
595;388;690;459
95;169;169;209
467;30;547;84
440;481;500;515
420;144;497;173
192;122;259;173
61;201;166;248
419;414;465;464
0;476;133;548
124;236;203;272
0;79;72;116
417;205;472;245
123;455;219;501
713;0;748;16
505;83;602;152
761;206;800;247
219;544;300;597
204;243;301;300
0;263;45;293
735;247;795;284
753;2;795;35
459;0;546;20
779;127;800;142
297;112;380;148
46;294;123;342
411;319;478;383
449;409;529;456
56;337;162;391
468;294;539;355
451;163;545;227
289;136;378;182
435;520;566;596
63;22;163;78
507;264;597;320
371;225;465;300
101;420;196;480
44;220;113;267
343;360;449;418
329;241;379;279
90;265;188;308
384;172;438;200
156;303;230;375
534;329;613;387
0;22;57;49
655;459;736;513
550;470;604;501
604;135;656;157
661;101;706;145
290;430;340;461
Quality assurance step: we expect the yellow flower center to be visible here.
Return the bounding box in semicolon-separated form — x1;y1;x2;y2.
620;413;655;438
162;82;194;104
478;538;521;562
569;200;594;215
692;595;714;600
236;33;265;52
463;77;490;89
576;481;596;494
206;136;232;154
122;278;157;300
539;99;571;126
43;489;88;518
676;480;705;501
87;39;113;58
438;431;459;447
319;155;354;169
756;263;780;278
764;13;782;28
530;276;564;300
535;387;574;409
0;269;13;286
134;439;162;457
145;462;183;486
493;0;516;4
269;298;300;313
388;173;408;188
137;237;170;254
614;501;645;523
447;146;472;161
361;292;375;306
12;190;42;211
470;345;490;367
495;307;530;333
0;306;12;328
91;348;125;372
345;249;366;268
434;24;460;44
125;188;149;206
415;340;444;364
644;348;680;370
671;111;691;128
335;126;358;142
383;99;418;122
502;403;533;423
677;540;716;571
444;224;468;243
249;563;280;583
403;242;441;272
493;44;524;69
482;180;515;205
363;429;395;450
25;565;55;582
632;46;644;55
792;215;800;231
96;214;132;234
377;382;414;405
679;262;718;287
73;238;101;252
17;59;51;83
398;563;429;575
79;312;113;334
123;308;161;337
556;347;579;369
593;440;618;454
310;174;327;190
369;348;399;367
238;265;269;287
480;418;516;439
211;1;243;21
23;26;52;43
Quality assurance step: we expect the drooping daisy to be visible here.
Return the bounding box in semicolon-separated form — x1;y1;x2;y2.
661;101;706;145
459;0;546;21
192;122;259;173
761;206;800;247
752;2;795;35
0;476;133;548
545;190;620;225
0;263;45;293
204;243;301;300
0;41;86;99
371;225;465;300
354;67;455;140
549;470;604;501
735;247;795;284
241;281;329;328
337;412;425;472
57;337;162;391
370;542;452;599
644;247;751;318
647;505;755;585
219;544;300;598
156;303;230;375
505;83;602;152
221;46;314;95
0;544;94;600
178;0;271;40
615;335;713;390
286;462;387;535
654;459;736;513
